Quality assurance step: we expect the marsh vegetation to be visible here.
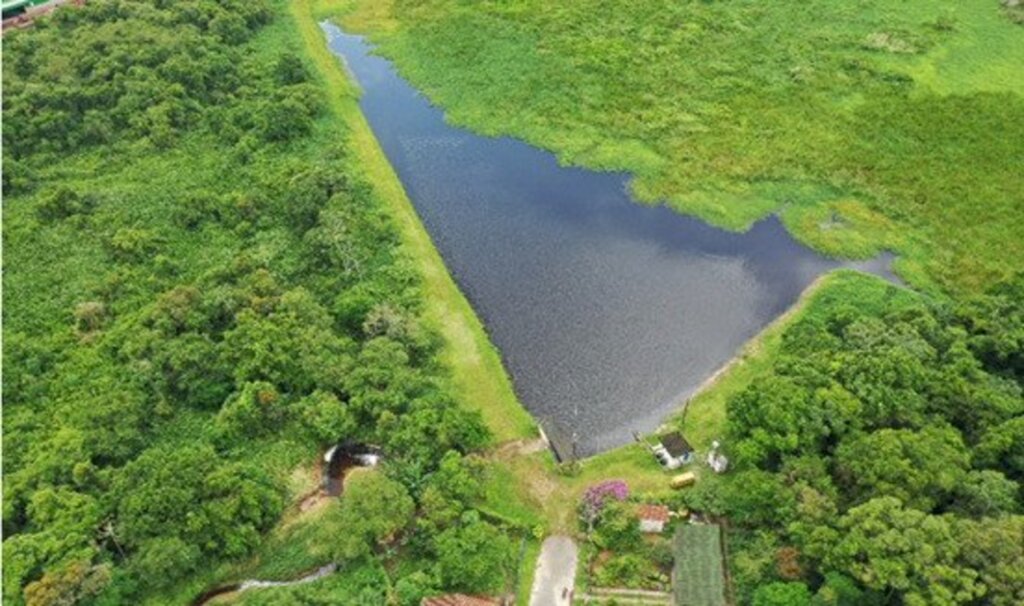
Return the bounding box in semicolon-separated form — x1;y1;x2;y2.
341;0;1024;293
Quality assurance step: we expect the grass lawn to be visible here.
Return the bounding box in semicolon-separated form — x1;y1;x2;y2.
673;524;726;606
334;0;1024;295
515;539;542;606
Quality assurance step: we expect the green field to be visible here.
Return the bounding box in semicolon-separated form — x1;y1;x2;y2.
673;524;726;606
338;0;1024;294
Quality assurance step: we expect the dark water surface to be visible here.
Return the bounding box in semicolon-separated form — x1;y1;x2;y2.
323;24;896;456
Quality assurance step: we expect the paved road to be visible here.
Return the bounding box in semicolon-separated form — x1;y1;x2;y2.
529;535;578;606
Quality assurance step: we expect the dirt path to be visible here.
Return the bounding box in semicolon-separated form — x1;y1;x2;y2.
529;535;578;606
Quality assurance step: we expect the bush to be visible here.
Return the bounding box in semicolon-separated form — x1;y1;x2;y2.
752;582;812;606
275;52;309;85
37;187;96;222
593;501;641;552
595;554;650;589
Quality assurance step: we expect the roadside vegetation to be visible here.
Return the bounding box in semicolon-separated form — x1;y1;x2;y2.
2;1;529;603
339;0;1024;294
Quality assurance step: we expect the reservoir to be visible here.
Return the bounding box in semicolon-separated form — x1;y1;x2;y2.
323;24;897;456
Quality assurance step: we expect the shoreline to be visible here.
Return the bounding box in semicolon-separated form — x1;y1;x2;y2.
294;0;536;445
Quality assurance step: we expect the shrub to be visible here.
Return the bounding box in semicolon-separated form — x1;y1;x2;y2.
580;480;629;530
753;582;812;606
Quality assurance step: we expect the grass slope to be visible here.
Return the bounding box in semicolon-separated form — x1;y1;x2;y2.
298;0;536;444
336;0;1024;294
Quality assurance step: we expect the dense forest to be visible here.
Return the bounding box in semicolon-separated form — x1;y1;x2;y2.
682;274;1024;605
2;1;516;604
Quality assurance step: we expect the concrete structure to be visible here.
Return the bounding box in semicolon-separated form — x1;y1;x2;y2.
530;536;577;606
637;504;671;533
653;432;694;469
706;441;729;474
422;595;501;606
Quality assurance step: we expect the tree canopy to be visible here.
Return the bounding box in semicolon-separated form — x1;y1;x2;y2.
699;273;1024;604
1;1;510;603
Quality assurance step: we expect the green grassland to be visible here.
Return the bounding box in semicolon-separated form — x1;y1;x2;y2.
337;0;1024;294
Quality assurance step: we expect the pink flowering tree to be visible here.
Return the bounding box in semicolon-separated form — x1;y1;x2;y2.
579;480;629;532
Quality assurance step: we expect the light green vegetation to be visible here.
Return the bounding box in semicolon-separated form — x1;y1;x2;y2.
485;445;672;534
514;539;541;606
673;524;726;606
338;0;1024;294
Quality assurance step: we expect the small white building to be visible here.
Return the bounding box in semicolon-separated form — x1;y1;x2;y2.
637;504;671;534
707;440;729;474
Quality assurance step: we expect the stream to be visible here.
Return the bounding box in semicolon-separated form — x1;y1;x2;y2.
192;564;337;605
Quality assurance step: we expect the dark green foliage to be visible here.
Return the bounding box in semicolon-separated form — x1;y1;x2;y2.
717;274;1024;604
418;451;486;532
952;470;1020;517
954;516;1024;606
811;572;881;606
752;582;812;606
975;416;1024;481
594;554;652;590
2;1;504;603
324;470;414;561
22;560;112;606
433;511;514;594
36;188;97;223
591;501;641;552
956;276;1024;383
1;0;274;162
833;425;969;510
393;571;441;606
112;444;282;562
275;52;310;85
820;498;983;604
